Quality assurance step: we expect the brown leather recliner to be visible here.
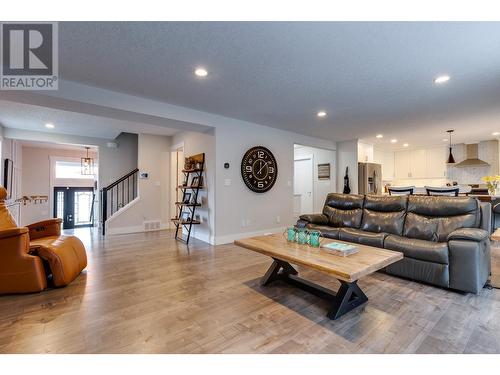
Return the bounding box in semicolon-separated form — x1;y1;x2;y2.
0;186;87;294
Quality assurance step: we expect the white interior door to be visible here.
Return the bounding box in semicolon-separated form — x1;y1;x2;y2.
294;157;313;214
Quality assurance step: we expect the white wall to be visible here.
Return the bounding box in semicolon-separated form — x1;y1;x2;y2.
106;134;170;235
20;146;97;226
172;129;215;243
294;145;336;213
98;132;138;187
214;123;336;244
336;140;358;194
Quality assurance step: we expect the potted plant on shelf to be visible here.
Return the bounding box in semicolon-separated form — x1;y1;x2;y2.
482;175;500;196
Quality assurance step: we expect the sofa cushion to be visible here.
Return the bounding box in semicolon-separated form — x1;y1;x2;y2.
384;234;449;264
403;212;438;241
339;228;387;248
322;193;365;228
407;195;480;242
305;224;340;239
359;195;407;235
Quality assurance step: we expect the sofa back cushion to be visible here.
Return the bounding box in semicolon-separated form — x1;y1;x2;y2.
405;195;480;242
360;195;407;235
403;212;439;241
322;193;364;228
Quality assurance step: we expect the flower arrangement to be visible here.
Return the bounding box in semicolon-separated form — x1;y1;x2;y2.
482;175;500;195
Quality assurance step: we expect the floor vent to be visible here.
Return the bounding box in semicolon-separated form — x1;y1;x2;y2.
144;220;161;231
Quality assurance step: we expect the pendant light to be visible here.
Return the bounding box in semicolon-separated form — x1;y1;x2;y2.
446;130;456;164
81;147;94;175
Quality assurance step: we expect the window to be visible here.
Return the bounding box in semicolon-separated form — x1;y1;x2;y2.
55;161;95;179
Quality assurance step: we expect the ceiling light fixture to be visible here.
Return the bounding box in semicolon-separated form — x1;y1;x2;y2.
194;68;208;77
81;147;94;175
390;139;398;143
493;132;500;136
442;138;448;142
376;134;383;139
45;123;55;129
434;75;450;84
317;111;327;118
403;143;409;147
446;129;456;164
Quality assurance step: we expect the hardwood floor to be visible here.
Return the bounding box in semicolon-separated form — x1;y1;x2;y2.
0;228;499;354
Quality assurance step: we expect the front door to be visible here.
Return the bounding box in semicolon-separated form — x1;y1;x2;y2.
54;187;94;229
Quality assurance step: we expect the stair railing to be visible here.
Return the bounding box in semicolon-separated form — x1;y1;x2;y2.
101;168;139;235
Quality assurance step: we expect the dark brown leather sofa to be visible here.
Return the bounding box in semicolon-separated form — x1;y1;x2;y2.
297;193;491;294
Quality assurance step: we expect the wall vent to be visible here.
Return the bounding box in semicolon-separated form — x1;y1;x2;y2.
144;220;161;231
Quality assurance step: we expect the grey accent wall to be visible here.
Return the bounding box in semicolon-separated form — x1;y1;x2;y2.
98;132;138;188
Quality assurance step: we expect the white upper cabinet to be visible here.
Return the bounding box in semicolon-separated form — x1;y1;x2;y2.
374;149;395;180
393;146;447;179
395;150;411;179
410;149;427;178
426;146;447;178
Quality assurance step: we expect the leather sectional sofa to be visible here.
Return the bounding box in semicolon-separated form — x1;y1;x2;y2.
297;193;491;294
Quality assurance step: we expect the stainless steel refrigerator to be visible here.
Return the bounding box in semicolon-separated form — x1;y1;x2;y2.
358;162;382;195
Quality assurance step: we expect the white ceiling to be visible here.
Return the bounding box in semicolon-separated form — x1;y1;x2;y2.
55;22;500;146
0;100;179;139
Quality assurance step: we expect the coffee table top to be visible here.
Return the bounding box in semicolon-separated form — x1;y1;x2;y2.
234;233;403;282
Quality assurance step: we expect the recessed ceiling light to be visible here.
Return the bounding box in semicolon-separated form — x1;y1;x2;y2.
317;111;327;118
390;139;398;143
194;68;208;77
403;143;409;147
493;132;500;136
442;138;448;142
434;75;450;84
376;134;383;139
45;123;55;129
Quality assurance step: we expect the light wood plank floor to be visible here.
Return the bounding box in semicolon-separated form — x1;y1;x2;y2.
1;229;499;354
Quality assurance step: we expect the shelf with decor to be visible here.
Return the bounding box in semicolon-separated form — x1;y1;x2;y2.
171;152;205;244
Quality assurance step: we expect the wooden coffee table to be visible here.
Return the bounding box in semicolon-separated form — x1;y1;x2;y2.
235;233;403;320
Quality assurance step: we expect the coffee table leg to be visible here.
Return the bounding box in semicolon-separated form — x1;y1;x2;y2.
327;280;368;320
261;258;298;286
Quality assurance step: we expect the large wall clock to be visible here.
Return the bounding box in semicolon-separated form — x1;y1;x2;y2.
241;146;278;193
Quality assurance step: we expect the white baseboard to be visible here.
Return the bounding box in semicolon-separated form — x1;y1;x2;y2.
106;222;169;236
214;226;284;245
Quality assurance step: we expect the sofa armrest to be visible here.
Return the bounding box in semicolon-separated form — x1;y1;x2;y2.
0;227;28;240
447;228;489;242
298;214;329;225
27;218;62;240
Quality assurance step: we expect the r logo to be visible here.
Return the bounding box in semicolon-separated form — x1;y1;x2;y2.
1;22;58;90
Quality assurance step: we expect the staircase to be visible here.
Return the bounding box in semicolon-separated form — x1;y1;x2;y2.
100;168;139;235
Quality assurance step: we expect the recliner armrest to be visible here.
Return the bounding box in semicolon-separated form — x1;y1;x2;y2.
447;228;489;242
27;218;62;240
0;227;28;240
298;214;329;225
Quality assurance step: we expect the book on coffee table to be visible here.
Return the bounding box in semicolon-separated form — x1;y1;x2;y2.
321;241;358;257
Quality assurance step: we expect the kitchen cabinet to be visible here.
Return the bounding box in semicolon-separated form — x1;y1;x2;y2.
410;149;427;178
394;149;430;178
395;150;410;179
426;146;447;178
374;149;395;180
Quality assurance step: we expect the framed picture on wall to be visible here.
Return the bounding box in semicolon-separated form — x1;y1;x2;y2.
3;159;14;199
318;163;331;180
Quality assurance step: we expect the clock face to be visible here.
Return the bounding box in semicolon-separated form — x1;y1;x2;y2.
241;146;278;193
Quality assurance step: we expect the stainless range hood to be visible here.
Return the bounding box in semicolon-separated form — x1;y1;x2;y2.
454;144;490;168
